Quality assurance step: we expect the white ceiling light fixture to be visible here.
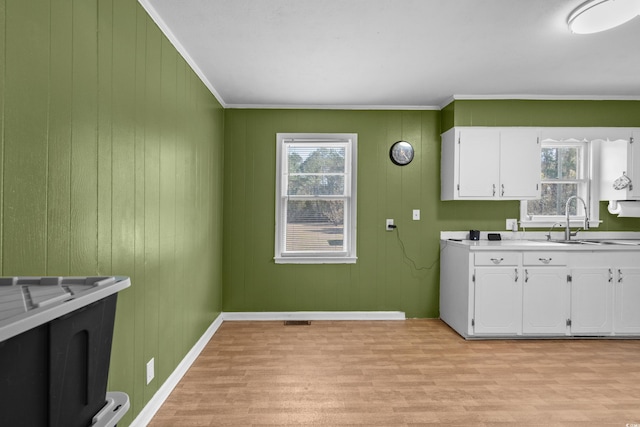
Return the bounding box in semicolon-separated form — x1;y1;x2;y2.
568;0;640;34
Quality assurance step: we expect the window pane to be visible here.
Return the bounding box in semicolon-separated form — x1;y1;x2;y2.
541;147;580;180
288;174;345;196
528;183;578;216
286;200;344;252
288;147;345;173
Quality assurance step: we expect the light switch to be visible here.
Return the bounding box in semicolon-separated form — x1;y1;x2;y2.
413;209;420;220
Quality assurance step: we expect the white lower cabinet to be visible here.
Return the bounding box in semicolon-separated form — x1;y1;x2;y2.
570;268;613;335
472;252;521;336
440;242;640;339
474;267;520;335
523;267;569;335
569;253;640;335
521;252;569;335
614;267;640;334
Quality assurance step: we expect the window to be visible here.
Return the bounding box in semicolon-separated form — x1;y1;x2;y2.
521;138;598;228
275;133;357;264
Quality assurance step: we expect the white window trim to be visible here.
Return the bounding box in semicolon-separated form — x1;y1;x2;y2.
274;133;357;264
520;138;600;229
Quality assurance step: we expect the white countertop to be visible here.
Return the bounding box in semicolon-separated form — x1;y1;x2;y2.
441;231;640;251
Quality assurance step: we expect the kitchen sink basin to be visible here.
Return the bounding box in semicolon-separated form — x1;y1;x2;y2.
547;239;603;245
545;239;640;246
598;239;640;246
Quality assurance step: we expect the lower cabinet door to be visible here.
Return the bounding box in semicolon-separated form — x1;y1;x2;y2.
522;267;568;335
473;267;521;335
571;268;613;335
614;267;640;334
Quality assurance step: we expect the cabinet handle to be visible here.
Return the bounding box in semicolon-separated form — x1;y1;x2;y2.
538;257;552;264
501;184;505;196
490;257;504;264
618;269;623;283
524;269;529;283
492;184;496;196
608;268;613;283
515;268;519;282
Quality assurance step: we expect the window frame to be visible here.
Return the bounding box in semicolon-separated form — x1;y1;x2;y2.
520;138;599;228
274;133;357;264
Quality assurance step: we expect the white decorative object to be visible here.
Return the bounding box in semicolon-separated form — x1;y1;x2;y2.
608;200;640;217
613;173;632;190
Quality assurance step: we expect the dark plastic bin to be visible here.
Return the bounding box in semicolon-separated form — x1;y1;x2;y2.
0;276;131;427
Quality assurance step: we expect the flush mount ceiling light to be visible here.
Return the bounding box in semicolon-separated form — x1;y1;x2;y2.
568;0;640;34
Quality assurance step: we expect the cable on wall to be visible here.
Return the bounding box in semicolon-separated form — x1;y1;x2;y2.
392;225;443;273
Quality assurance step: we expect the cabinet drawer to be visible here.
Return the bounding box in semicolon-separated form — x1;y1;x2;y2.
523;252;567;266
475;252;519;266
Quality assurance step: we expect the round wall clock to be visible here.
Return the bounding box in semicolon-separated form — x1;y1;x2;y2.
389;141;414;166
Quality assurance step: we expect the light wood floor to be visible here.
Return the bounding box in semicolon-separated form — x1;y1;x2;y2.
149;320;640;426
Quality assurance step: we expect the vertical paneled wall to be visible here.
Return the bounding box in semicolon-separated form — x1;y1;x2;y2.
0;0;224;425
223;105;640;319
223;109;506;319
446;99;640;129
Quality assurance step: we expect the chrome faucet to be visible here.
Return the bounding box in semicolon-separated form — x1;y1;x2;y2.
565;195;589;241
546;222;563;241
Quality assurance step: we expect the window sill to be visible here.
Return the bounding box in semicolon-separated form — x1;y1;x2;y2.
519;220;601;229
274;256;357;265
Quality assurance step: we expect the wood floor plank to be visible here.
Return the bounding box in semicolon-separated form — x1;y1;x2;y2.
149;320;640;426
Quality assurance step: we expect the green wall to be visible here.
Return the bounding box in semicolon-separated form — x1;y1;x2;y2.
223;109;515;318
0;1;224;425
223;104;640;319
443;99;640;129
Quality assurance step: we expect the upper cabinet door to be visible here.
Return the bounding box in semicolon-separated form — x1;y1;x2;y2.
500;130;540;199
441;127;541;200
458;129;500;198
630;131;640;200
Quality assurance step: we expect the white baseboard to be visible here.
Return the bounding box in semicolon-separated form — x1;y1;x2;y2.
222;311;406;321
129;313;224;427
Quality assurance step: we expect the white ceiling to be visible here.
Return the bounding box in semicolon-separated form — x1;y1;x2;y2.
141;0;640;109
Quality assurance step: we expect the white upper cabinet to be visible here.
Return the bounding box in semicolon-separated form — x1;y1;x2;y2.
599;130;640;201
500;130;541;199
457;129;499;198
441;127;540;200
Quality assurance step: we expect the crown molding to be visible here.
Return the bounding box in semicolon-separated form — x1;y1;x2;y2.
451;94;640;101
225;103;440;111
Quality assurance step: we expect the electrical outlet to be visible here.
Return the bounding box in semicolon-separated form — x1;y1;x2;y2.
506;218;518;231
146;358;155;385
386;219;395;231
412;209;420;220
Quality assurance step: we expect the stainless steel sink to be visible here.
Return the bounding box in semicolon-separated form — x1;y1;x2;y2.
548;239;603;245
598;240;640;246
526;239;640;246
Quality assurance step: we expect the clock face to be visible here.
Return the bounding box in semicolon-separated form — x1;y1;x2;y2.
390;141;414;166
